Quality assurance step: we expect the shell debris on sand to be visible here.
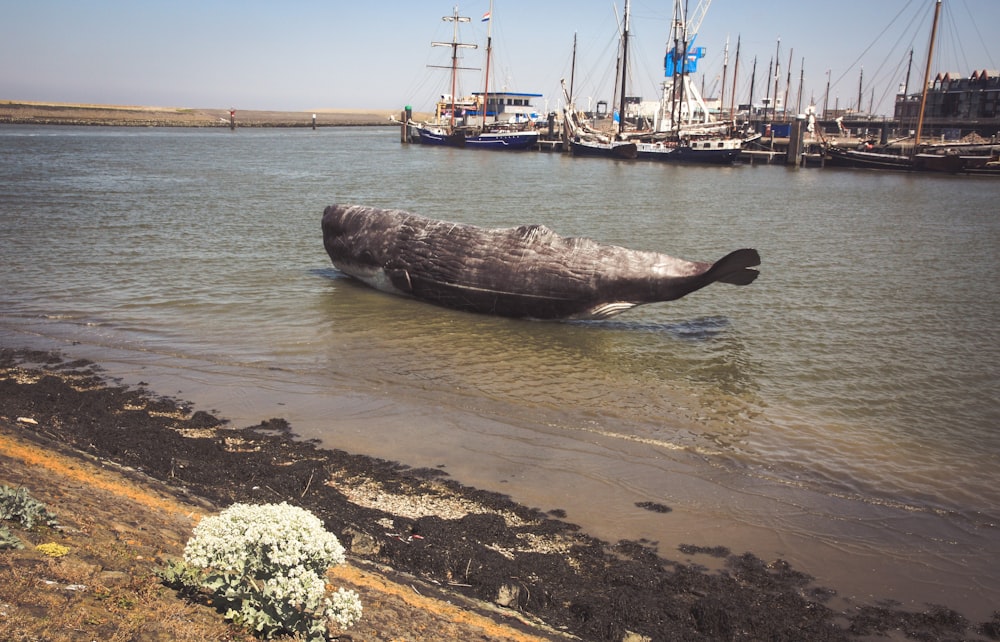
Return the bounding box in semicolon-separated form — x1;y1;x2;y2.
326;473;577;559
328;473;530;524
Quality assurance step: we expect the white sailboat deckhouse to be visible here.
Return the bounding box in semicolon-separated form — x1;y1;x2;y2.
472;91;543;124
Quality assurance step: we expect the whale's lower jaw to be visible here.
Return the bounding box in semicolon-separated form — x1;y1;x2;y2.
332;263;409;297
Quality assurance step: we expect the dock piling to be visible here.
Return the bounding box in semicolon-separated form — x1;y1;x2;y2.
401;106;412;144
787;114;805;165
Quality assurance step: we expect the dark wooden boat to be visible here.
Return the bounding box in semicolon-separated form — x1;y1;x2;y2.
569;137;638;159
825;144;1000;174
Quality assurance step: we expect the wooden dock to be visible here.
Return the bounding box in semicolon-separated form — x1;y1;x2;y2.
536;140;564;152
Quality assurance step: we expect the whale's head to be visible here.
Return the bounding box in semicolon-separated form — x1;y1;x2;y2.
322;204;410;293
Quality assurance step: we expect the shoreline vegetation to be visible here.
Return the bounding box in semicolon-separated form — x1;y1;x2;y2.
2;348;997;641
0;100;425;128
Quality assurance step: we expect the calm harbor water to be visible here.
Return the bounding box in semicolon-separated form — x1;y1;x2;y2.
2;125;998;620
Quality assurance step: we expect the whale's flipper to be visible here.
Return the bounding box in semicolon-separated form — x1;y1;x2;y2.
708;248;761;286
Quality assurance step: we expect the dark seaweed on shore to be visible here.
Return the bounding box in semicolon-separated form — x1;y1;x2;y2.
2;347;991;641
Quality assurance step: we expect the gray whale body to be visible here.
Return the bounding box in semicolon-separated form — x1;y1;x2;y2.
322;204;760;320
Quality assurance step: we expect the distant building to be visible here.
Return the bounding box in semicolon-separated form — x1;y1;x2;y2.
894;69;1000;138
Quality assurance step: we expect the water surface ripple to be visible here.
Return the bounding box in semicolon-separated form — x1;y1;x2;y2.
2;125;998;619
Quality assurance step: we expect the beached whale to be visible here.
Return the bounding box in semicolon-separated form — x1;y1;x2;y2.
321;204;760;320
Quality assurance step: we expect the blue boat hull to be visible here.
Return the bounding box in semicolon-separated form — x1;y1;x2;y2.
416;127;539;150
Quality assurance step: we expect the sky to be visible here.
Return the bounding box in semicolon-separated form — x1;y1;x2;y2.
3;0;997;117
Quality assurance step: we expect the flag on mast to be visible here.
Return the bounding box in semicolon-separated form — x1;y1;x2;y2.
481;11;491;22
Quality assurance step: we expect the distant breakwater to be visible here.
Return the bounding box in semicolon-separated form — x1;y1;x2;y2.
0;102;397;128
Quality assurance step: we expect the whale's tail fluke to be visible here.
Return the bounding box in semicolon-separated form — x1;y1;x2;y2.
645;248;760;307
709;248;760;286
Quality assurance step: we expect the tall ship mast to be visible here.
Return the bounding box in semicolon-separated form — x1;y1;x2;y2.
428;6;477;129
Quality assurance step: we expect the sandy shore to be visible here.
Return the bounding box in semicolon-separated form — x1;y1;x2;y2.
3;347;996;640
0;100;414;127
0;349;565;641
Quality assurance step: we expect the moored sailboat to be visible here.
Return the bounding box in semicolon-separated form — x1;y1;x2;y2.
562;0;639;159
634;0;760;164
563;0;756;164
409;3;539;151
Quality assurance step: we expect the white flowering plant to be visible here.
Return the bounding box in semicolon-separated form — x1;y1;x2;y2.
161;502;362;640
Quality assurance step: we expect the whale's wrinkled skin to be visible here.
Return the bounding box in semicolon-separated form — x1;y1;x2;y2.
322;204;760;320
